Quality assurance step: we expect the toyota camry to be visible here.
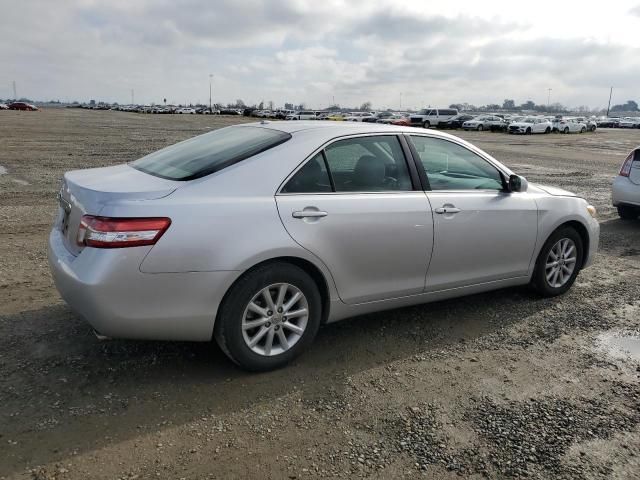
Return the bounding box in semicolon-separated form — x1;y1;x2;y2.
49;121;599;371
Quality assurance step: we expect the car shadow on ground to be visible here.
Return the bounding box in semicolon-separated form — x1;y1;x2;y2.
1;284;559;474
1;218;638;474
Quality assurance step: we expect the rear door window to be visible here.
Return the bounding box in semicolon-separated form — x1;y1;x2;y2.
324;136;413;192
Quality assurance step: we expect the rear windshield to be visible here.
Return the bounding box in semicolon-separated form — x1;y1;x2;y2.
131;126;291;180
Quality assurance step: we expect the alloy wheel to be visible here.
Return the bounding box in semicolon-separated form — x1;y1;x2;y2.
545;238;577;288
241;283;309;356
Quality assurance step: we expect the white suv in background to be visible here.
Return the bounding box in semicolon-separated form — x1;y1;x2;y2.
409;108;459;128
612;147;640;219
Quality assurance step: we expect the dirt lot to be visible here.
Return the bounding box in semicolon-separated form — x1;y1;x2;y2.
1;108;639;480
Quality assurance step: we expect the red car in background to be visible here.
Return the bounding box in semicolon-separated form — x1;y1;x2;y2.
8;102;38;111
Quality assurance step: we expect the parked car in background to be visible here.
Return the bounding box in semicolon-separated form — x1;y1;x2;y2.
507;117;552;134
362;111;395;123
612;147;640;219
48;121;599;371
438;114;475;129
344;112;376;122
176;108;196;114
326;113;346;121
574;117;597;132
462;115;506;131
409;108;458;128
8;102;38;111
596;118;620;128
286;111;317;120
556;118;587;134
376;114;408;124
220;109;242;115
619;117;640;129
0;103;9;110
275;110;295;120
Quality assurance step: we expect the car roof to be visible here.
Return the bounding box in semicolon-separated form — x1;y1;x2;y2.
234;120;475;144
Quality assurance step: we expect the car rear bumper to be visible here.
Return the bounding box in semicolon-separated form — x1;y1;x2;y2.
48;228;240;341
612;176;640;207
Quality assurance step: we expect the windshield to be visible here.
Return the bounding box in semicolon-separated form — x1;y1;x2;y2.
131;126;291;180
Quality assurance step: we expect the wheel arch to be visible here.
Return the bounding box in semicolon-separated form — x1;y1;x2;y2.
547;220;590;269
212;256;332;340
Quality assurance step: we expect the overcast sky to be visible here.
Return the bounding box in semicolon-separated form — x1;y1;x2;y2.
1;0;639;109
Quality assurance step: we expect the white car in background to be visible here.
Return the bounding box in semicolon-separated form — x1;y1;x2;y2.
0;103;8;110
555;118;587;134
176;108;196;114
619;117;640;128
286;111;317;120
462;115;506;131
612;147;640;219
507;117;552;134
344;112;375;122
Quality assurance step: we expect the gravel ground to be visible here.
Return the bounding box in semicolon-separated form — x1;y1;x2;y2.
0;108;639;479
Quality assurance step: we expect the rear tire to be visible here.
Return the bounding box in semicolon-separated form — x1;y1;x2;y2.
564;127;570;134
530;227;583;297
526;127;532;135
478;124;484;131
580;127;586;133
423;121;431;129
617;205;639;220
214;262;322;371
545;127;551;133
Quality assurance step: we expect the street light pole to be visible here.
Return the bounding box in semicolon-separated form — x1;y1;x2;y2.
547;88;552;109
606;87;613;117
209;74;213;113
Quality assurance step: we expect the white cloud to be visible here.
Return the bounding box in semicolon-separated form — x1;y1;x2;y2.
0;0;639;109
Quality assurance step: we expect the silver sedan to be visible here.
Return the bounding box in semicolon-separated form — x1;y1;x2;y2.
48;122;600;371
612;147;640;220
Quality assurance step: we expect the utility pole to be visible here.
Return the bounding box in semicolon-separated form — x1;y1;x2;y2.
209;74;213;113
400;92;402;110
131;89;134;105
606;87;613;117
12;80;16;99
547;88;552;108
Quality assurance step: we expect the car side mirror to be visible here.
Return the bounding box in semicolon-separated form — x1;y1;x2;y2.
508;174;528;192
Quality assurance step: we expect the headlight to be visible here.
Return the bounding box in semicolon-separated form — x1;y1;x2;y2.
586;205;597;218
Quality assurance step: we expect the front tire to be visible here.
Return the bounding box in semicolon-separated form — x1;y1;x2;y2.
526;127;532;135
214;262;322;371
617;205;639;220
564;127;570;134
530;227;583;297
545;127;551;133
477;124;484;131
423;121;431;129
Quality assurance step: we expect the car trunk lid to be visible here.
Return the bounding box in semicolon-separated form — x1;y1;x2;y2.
57;164;181;255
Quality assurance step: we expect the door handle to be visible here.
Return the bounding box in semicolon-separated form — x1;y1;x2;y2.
434;206;461;214
292;210;328;218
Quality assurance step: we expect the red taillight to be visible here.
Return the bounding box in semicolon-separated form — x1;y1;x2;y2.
77;215;171;248
619;153;634;177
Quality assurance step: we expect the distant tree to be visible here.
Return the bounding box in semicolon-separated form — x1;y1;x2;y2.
235;99;245;108
360;101;372;111
611;100;639;112
449;103;463;110
257;101;264;110
284;102;294;110
486;104;501;111
520;100;535;110
327;104;341;111
502;99;516;109
267;101;274;110
89;99;96;106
